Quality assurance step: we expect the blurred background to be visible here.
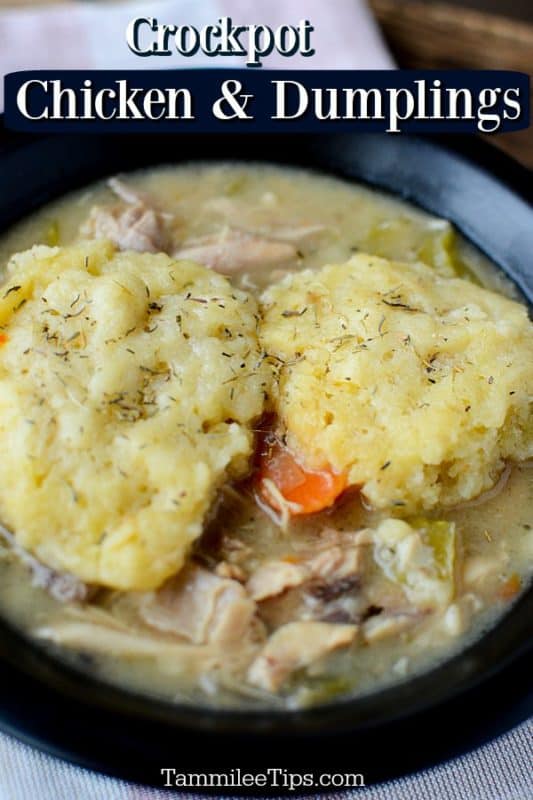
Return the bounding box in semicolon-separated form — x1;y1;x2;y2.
1;0;531;22
369;0;533;165
425;0;530;20
0;0;531;20
0;0;531;166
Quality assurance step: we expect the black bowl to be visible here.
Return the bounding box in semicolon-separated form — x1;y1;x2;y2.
0;124;531;794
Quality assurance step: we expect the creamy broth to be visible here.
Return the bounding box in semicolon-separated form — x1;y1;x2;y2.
0;163;531;709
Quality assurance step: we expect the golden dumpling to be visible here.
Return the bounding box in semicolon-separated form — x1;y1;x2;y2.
0;241;271;589
260;254;533;512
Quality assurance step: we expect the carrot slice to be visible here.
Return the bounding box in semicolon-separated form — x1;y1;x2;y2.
256;435;347;515
498;573;521;601
0;333;8;346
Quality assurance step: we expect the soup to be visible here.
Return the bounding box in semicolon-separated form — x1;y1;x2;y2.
0;163;531;709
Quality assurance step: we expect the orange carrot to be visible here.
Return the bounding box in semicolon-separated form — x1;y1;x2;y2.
256;435;347;515
498;573;521;601
0;333;8;346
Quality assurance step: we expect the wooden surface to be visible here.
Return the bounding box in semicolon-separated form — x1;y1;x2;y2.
0;0;531;167
371;0;533;167
412;0;531;23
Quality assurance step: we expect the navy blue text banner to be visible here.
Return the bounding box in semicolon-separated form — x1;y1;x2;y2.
4;69;530;135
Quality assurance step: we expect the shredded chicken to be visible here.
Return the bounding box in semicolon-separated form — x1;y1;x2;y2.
139;563;257;645
173;229;298;274
35;609;231;676
0;523;89;603
463;552;509;588
37;601;262;682
440;594;483;637
219;535;253;565
30;567;91;604
81;176;169;253
215;561;247;582
373;519;455;609
247;561;307;601
83;181;324;268
362;612;420;644
81;204;167;254
270;224;327;244
246;535;364;602
202;197;328;244
108;176;154;207
248;621;357;691
307;544;363;582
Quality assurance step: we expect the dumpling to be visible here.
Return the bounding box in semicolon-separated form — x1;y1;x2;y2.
260;254;533;512
0;241;271;590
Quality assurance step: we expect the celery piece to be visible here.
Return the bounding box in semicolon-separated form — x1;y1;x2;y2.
44;220;60;247
292;674;353;707
224;175;248;196
411;517;456;583
417;224;479;283
362;217;478;282
374;517;456;608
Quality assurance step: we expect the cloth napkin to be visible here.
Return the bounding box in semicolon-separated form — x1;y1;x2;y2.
0;2;530;799
0;720;531;799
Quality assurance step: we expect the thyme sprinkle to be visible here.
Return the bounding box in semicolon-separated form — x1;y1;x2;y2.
382;299;419;312
281;307;308;318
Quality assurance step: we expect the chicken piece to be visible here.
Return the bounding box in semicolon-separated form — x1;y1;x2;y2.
219;534;253;565
362;612;419;643
203;197;328;244
30;563;91;604
440;594;483;637
0;523;89;603
245;532;365;631
304;545;363;620
247;561;307;601
373;518;455;609
462;553;508;589
108;176;154;207
215;561;247;582
348;528;375;547
246;540;364;604
248;621;357;691
81;175;169;253
81;203;167;254
173;229;297;274
307;544;363;583
35;606;227;676
270;225;327;244
139;563;256;645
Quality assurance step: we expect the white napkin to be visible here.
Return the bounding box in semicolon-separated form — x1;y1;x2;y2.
0;2;530;799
